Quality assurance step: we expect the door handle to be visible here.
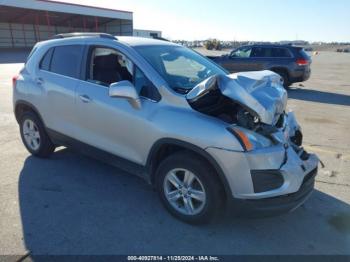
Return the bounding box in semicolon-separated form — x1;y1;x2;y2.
36;77;44;86
79;94;91;103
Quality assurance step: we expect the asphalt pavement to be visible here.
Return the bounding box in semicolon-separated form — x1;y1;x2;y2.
0;50;349;255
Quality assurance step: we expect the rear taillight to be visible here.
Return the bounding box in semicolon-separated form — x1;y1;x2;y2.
12;75;19;88
296;58;308;66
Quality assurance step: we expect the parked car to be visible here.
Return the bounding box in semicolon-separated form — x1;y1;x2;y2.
209;44;312;88
13;33;319;224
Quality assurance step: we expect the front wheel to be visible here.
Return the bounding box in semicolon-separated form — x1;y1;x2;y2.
156;152;224;224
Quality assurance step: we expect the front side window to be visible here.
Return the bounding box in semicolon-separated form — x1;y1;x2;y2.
87;47;133;86
134;66;161;101
86;46;160;101
231;47;252;58
135;45;226;91
50;45;84;78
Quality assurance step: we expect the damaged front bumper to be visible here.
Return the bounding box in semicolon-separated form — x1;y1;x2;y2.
232;166;317;217
206;112;319;214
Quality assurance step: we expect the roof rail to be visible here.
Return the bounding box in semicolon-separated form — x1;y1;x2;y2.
50;32;117;40
152;36;170;42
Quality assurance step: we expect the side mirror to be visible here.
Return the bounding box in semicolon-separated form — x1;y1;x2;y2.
109;80;141;109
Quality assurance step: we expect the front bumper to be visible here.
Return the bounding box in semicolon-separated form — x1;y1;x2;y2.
206;112;319;214
231;167;317;216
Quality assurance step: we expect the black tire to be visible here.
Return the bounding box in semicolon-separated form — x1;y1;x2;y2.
19;111;55;158
274;70;291;88
155;152;224;224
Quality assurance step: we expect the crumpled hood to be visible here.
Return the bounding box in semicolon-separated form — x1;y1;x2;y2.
186;70;288;125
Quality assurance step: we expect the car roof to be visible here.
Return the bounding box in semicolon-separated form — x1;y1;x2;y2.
117;36;179;47
38;35;179;49
240;44;298;49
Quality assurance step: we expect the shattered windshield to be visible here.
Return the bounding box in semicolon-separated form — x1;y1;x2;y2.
134;45;227;93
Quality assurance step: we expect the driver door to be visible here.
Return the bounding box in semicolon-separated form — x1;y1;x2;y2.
75;45;159;165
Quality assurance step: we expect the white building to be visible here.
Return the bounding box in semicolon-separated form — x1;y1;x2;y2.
133;29;162;39
0;0;133;48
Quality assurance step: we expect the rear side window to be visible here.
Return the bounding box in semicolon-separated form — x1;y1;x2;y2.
50;45;84;78
271;48;292;58
251;47;271;57
39;48;54;71
250;47;265;57
250;47;291;58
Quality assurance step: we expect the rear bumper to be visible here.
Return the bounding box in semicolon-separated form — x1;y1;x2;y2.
231;168;317;217
290;67;311;83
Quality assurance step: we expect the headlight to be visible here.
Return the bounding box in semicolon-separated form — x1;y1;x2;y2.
227;126;273;151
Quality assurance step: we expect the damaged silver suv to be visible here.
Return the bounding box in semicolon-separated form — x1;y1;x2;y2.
13;33;319;224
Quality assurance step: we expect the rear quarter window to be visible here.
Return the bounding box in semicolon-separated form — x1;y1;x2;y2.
272;48;292;58
50;45;84;78
39;48;54;71
26;47;38;63
298;48;310;59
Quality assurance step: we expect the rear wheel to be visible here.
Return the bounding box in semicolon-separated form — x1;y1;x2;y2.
19;112;55;158
156;152;224;224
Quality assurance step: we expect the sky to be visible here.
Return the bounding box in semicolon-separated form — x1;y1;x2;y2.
55;0;350;42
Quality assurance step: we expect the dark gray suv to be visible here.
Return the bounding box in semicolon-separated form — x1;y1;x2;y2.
210;44;312;88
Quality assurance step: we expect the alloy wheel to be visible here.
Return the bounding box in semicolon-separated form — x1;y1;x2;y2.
22;119;41;151
163;168;206;215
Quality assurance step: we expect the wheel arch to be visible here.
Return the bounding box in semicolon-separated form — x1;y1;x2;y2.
15;100;45;125
146;138;232;198
269;67;290;78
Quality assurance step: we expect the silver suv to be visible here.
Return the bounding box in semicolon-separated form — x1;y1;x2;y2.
13;33;319;224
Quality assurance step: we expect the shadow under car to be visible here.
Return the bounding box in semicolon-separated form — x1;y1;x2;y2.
18;148;350;255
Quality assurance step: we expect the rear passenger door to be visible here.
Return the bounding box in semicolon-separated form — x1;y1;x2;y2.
36;44;84;137
249;47;270;70
270;47;294;69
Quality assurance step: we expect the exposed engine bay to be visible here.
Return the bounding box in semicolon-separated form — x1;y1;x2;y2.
187;70;288;132
189;87;261;129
